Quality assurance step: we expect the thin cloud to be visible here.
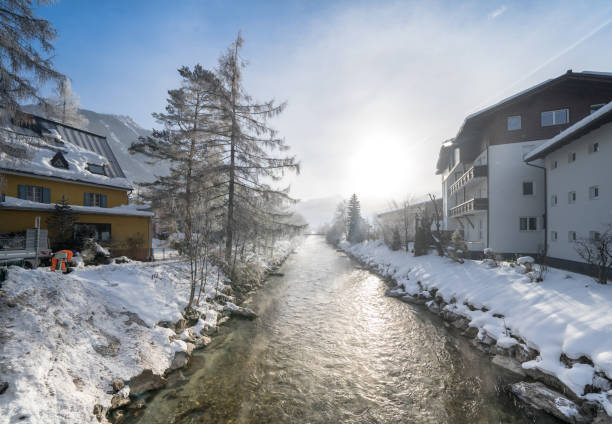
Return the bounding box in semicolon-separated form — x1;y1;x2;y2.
488;5;507;19
473;15;612;113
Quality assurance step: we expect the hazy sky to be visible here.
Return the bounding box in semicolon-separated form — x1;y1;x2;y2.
38;0;612;203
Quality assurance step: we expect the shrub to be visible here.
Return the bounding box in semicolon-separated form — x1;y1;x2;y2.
81;238;112;265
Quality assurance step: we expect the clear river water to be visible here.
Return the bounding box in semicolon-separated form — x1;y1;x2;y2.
127;235;559;424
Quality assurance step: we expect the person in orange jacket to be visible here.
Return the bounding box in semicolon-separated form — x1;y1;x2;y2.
50;250;73;273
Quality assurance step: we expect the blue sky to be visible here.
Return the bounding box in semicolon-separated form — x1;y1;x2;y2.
36;1;612;201
37;0;342;125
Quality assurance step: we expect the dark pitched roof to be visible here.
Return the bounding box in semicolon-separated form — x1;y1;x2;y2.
32;116;126;179
525;100;612;161
436;70;612;173
1;109;132;190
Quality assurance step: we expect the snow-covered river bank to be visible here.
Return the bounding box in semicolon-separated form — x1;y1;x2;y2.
0;239;298;423
344;240;612;423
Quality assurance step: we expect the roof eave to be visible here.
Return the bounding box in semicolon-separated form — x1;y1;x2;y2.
0;168;133;191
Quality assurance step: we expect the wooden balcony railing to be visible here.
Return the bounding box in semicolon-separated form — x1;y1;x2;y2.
449;198;488;218
449;165;487;194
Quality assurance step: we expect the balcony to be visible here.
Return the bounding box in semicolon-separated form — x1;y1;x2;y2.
449;198;488;218
448;165;487;194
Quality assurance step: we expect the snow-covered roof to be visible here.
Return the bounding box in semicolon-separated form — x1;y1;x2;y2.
525;100;612;161
0;195;153;217
0;114;133;190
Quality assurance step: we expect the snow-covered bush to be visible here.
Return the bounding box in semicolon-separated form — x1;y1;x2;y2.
81;239;112;265
483;248;497;267
516;256;534;272
446;246;464;264
450;230;467;257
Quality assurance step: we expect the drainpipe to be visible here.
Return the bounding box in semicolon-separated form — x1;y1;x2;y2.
525;160;547;256
486;146;490;250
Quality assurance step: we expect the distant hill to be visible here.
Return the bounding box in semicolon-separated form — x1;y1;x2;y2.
294;195;344;230
23;105;168;185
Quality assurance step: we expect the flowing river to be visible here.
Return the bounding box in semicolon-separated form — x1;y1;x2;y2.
127;236;558;423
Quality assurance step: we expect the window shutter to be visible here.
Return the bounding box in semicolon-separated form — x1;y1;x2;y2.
101;194;107;208
84;192;90;206
18;185;27;200
42;187;51;204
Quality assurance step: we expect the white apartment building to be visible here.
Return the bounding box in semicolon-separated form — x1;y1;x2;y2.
436;70;612;257
525;101;612;272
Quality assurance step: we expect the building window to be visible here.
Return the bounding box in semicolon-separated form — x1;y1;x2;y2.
551;231;558;241
74;223;111;242
589;142;599;153
589;186;600;199
551;194;558;206
84;192;108;207
568;191;576;204
522;181;534;195
541;109;569;127
520;217;537;231
590;104;605;114
590;231;601;242
87;163;106;176
17;185;51;204
568;152;576;163
507;116;521;131
551;160;558;170
569;231;577;242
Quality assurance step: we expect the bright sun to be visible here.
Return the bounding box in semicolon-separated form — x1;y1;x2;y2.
344;136;413;199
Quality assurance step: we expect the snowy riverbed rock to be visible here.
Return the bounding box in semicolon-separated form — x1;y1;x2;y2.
510;382;588;423
127;370;168;396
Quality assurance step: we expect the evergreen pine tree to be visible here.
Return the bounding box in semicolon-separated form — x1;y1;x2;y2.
391;227;401;251
46;195;77;250
413;213;432;256
0;1;63;120
213;33;299;264
347;193;362;244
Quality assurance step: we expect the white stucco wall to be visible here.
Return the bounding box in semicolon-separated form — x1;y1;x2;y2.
489;140;546;254
545;122;612;263
441;149;488;250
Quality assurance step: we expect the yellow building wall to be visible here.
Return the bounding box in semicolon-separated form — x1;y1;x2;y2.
0;209;152;257
2;173;129;207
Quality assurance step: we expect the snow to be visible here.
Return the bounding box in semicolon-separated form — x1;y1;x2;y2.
1;195;153;217
0;128;132;190
95;244;110;256
0;236;300;422
525;100;612;161
0;261;226;423
344;240;612;414
152;238;180;260
516;256;534;264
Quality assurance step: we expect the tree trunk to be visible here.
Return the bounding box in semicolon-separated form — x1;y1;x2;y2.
225;41;239;265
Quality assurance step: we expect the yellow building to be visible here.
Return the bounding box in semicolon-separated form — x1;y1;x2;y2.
0;112;153;260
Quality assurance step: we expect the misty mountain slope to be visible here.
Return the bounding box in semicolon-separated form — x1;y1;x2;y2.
23;105;169;184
